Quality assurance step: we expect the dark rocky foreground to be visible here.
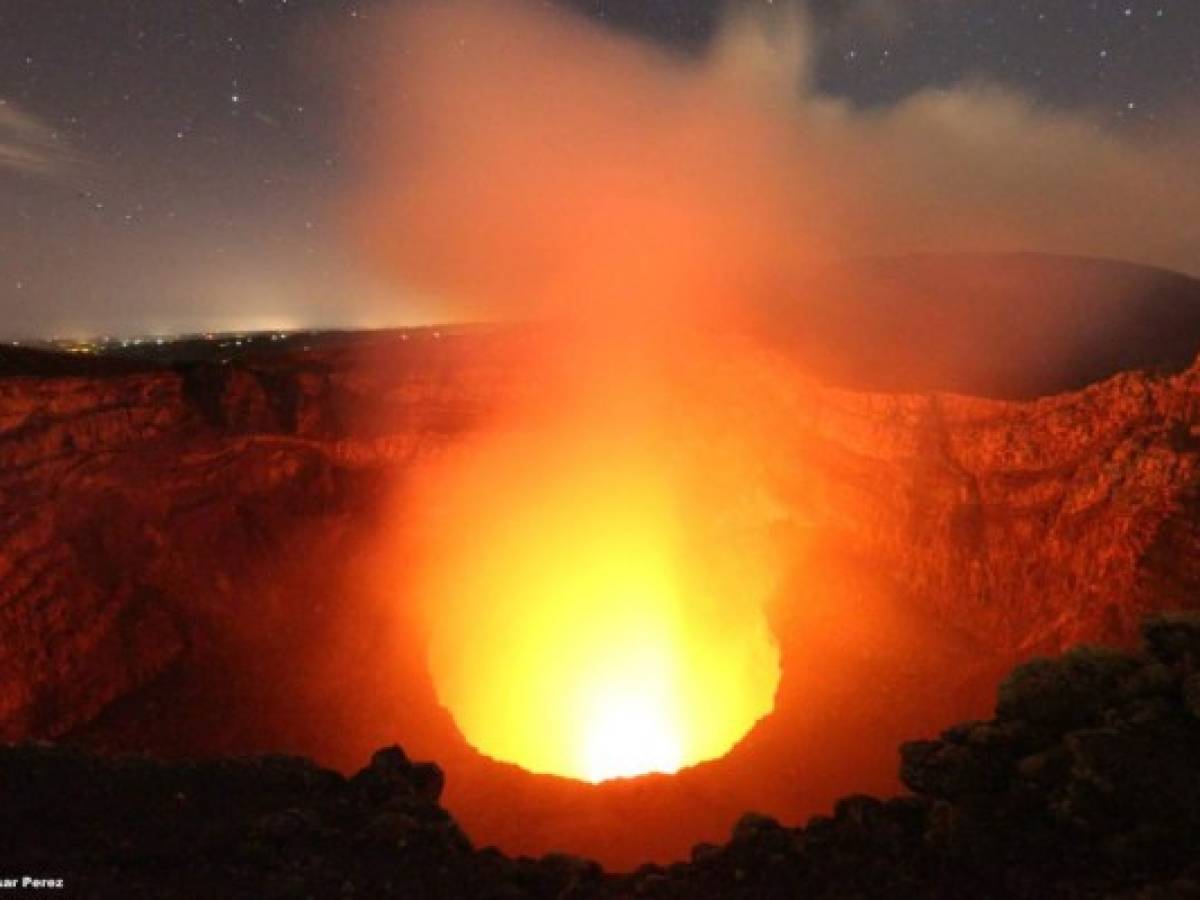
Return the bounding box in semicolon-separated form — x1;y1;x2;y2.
3;613;1199;900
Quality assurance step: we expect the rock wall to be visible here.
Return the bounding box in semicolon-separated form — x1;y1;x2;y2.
0;339;498;741
1;335;1199;742
784;363;1200;653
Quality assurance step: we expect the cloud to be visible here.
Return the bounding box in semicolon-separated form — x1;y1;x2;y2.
715;2;1200;278
343;0;1200;330
0;99;88;182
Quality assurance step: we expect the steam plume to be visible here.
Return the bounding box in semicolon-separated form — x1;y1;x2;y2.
343;0;1200;782
348;0;1200;320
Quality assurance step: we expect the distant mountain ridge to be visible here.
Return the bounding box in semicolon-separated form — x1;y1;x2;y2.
5;253;1199;399
772;252;1200;399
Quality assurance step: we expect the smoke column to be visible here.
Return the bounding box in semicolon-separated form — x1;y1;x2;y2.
343;0;1199;780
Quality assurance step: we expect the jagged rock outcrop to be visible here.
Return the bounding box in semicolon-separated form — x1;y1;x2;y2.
0;338;501;741
784;362;1200;654
3;614;1198;899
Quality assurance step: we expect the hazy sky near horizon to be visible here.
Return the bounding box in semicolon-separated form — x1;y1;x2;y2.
2;0;1198;338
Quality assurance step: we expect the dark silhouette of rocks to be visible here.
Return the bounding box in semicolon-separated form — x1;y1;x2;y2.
2;614;1198;898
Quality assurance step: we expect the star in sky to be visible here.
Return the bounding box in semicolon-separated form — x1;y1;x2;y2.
0;0;1197;337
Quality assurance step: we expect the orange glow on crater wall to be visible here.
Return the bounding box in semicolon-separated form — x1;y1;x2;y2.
353;0;800;784
413;360;783;782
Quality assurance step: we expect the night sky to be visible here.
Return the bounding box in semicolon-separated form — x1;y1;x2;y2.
2;0;1198;338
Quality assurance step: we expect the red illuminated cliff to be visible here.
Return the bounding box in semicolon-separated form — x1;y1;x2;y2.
4;329;1199;746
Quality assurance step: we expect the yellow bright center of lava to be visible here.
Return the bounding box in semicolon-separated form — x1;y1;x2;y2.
419;428;781;783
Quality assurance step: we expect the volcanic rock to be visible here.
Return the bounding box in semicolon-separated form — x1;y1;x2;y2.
4;615;1198;898
3;330;1200;748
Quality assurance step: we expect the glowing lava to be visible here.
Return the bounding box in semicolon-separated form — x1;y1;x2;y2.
414;408;782;783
